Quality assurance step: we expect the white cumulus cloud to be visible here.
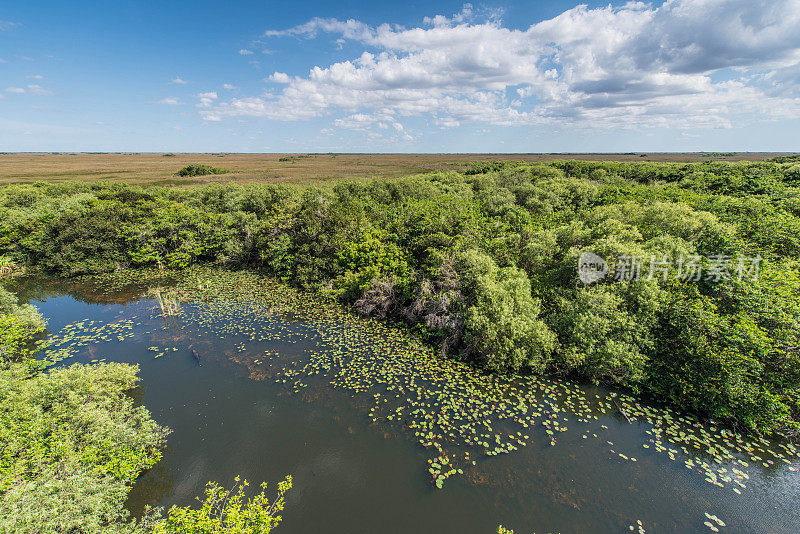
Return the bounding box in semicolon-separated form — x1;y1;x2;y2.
5;85;53;95
202;0;800;132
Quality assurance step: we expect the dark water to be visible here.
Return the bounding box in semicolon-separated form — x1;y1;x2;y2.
12;281;800;534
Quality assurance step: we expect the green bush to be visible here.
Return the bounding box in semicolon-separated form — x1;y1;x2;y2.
176;165;229;177
0;463;159;534
0;361;168;534
0;362;168;490
459;249;555;372
0;286;46;364
154;476;292;534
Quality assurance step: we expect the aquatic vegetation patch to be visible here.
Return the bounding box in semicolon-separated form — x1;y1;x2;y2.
703;512;726;532
42;318;139;363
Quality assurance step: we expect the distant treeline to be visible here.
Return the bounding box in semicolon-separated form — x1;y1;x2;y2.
2;159;799;435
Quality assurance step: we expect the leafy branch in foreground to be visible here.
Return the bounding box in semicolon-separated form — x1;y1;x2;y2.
154;475;293;534
0;361;168;534
0;286;46;364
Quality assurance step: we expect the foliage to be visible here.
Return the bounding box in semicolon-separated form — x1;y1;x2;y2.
0;360;168;534
0;362;168;490
770;154;800;164
0;286;46;364
0;256;21;278
154;476;292;534
458;249;555;372
277;154;311;162
177;165;230;177
0;463;160;534
1;158;800;433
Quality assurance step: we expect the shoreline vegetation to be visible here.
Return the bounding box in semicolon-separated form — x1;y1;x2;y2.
0;274;293;531
2;157;800;531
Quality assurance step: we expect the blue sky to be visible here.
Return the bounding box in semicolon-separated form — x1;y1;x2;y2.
1;0;799;152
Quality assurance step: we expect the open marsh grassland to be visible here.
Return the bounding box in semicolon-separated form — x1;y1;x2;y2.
0;152;791;187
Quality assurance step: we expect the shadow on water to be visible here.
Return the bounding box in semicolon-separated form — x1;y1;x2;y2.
13;278;800;534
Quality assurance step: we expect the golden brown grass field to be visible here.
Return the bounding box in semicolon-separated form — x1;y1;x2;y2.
0;152;789;188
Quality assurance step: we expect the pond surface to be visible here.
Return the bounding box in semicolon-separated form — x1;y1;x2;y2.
11;277;800;534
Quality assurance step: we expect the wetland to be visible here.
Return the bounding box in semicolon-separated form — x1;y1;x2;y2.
3;158;800;532
9;269;799;533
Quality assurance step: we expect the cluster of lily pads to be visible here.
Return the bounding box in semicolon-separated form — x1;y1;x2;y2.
147;345;179;358
427;454;462;489
703;512;726;532
41;318;139;364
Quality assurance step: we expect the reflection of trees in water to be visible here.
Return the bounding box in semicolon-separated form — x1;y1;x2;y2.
124;459;174;518
123;382;174;518
125;384;148;407
8;274;178;306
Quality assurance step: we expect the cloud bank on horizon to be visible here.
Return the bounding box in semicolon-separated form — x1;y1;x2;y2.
200;0;800;140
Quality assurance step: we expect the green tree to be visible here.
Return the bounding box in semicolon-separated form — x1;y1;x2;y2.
459;249;556;372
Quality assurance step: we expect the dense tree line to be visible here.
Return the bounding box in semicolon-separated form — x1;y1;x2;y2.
1;159;799;435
